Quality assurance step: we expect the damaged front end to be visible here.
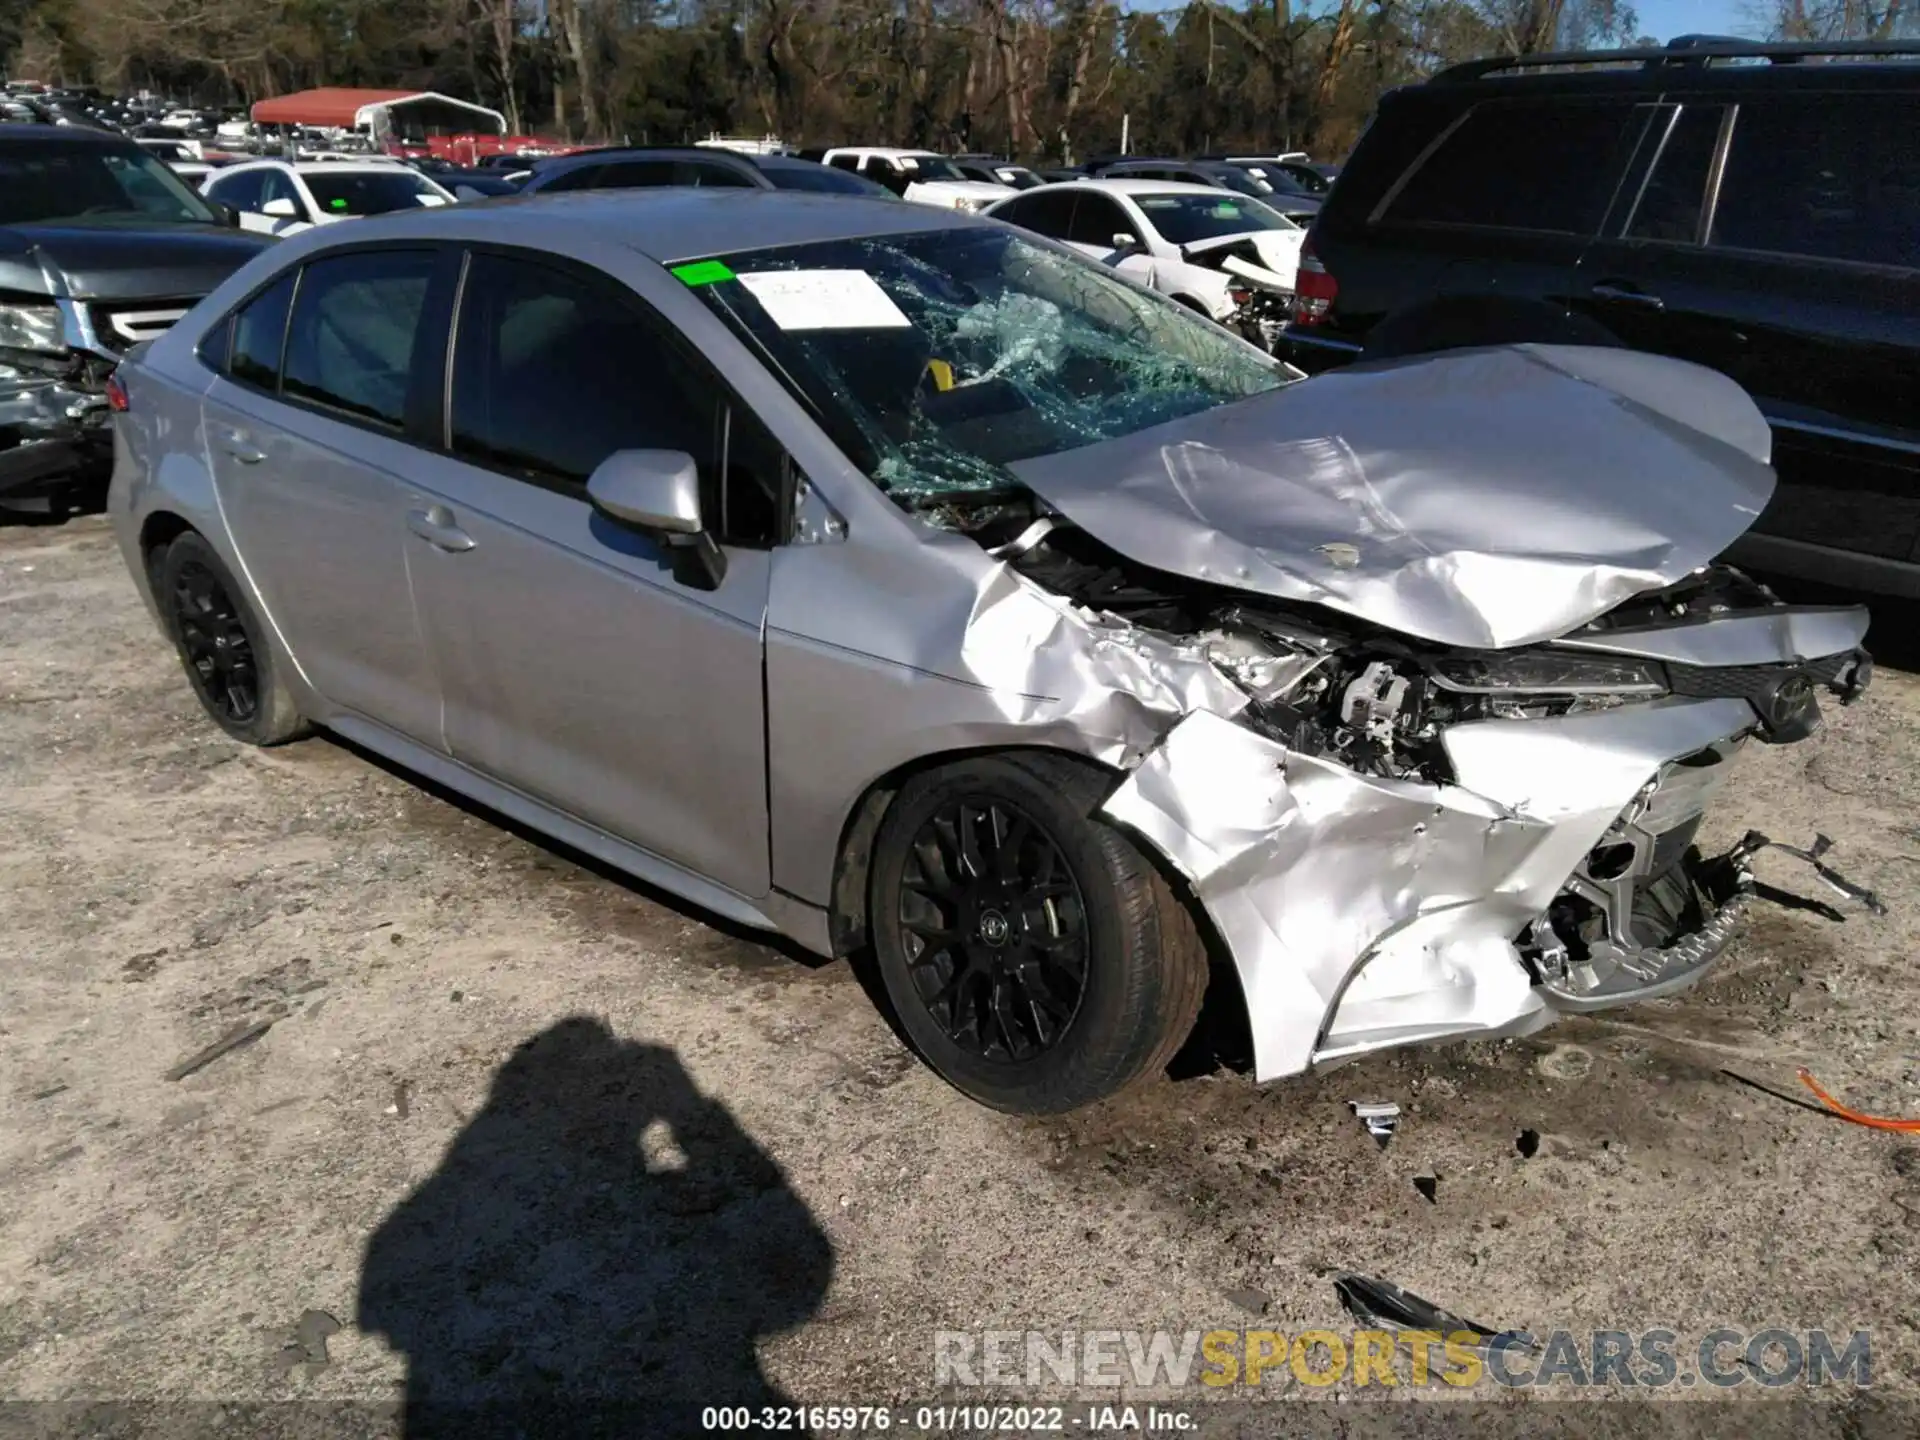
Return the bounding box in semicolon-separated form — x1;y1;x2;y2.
981;516;1871;1080
0;298;137;513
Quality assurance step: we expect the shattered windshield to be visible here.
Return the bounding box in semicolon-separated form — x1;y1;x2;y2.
685;227;1287;507
1135;193;1297;245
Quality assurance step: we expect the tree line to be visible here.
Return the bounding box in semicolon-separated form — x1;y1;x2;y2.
0;0;1910;163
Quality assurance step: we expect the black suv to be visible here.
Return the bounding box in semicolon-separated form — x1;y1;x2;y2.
0;125;271;516
1281;38;1920;598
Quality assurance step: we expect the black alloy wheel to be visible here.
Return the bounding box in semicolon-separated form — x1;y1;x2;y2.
869;752;1208;1114
153;530;308;747
170;555;259;726
897;796;1089;1063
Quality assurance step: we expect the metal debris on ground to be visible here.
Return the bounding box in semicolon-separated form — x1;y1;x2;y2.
163;1014;280;1081
1333;1273;1529;1353
1736;831;1887;917
273;1309;341;1376
1348;1101;1399;1149
1796;1069;1920;1132
1224;1287;1272;1317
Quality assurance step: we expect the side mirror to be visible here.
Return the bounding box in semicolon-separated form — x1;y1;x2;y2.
1112;231;1140;253
207;199;240;227
260;196;300;218
587;449;727;590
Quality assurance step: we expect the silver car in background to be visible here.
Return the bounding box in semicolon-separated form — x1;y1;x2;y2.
108;191;1871;1114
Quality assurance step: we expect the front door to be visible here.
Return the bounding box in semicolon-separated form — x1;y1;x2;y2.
202;246;449;744
400;249;780;899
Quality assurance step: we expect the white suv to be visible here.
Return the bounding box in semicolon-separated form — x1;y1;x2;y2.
819;148;1015;211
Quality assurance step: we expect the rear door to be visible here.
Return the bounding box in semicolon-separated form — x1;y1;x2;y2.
1576;90;1920;579
200;246;453;743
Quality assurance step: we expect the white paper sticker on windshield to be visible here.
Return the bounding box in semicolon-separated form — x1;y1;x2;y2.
737;270;910;331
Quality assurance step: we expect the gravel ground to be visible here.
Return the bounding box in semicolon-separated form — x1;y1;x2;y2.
2;515;1917;1438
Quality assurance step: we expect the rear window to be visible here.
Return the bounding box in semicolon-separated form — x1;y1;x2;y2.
1382;100;1641;235
1710;93;1920;270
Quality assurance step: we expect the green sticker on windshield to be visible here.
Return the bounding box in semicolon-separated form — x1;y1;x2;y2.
672;260;735;287
329;197;349;210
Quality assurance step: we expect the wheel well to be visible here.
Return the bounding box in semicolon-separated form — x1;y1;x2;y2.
138;512;195;592
825;745;1113;958
826;742;1246;1074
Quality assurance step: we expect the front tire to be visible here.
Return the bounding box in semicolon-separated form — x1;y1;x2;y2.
154;531;309;746
869;752;1206;1114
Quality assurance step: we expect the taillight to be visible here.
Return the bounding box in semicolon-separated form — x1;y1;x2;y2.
1290;234;1338;326
105;373;129;412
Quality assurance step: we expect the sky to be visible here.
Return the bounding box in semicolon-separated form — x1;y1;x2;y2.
1634;0;1756;41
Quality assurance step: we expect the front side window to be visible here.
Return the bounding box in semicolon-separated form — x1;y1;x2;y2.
1711;94;1919;269
302;170;448;218
281;250;434;427
449;254;718;488
1064;192;1130;247
1131;192;1296;245
996;189;1077;237
690;226;1287;509
260;168;309;220
0;143;220;226
1384;100;1640;235
207;169;265;212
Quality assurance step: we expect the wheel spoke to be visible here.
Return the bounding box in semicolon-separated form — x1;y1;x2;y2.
895;794;1090;1066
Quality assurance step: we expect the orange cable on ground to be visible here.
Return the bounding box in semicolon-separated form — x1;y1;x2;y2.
1797;1068;1920;1132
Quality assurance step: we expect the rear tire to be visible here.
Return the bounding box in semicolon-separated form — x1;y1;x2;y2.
154;531;309;747
868;752;1207;1114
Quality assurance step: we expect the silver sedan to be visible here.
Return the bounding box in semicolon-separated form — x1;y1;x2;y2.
108;190;1871;1113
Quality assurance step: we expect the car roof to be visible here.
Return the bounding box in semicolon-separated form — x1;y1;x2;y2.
290;187;981;264
0;123;128;147
825;146;944;160
1028;177;1237;199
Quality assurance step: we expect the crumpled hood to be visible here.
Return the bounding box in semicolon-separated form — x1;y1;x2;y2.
1007;344;1777;649
0;223;272;301
1182;229;1303;290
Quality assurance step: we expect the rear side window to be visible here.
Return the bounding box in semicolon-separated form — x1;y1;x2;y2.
227;273;295;389
536;164;602;193
584;160;677;189
281;250;434;428
1383;100;1640;235
1711;94;1920;269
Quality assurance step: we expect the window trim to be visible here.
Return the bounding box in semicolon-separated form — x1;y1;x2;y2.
204;241;455;444
433;241;794;547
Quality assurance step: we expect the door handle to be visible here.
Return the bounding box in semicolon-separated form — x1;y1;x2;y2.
214;425;264;464
1590;280;1665;311
406;505;475;553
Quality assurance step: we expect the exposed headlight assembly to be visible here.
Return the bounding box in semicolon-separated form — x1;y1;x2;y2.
0;301;69;356
1427;650;1667;696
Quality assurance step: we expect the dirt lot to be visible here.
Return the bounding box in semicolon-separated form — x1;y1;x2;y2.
3;514;1918;1437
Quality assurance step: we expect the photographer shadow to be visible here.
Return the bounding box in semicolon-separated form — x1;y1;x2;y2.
358;1017;834;1437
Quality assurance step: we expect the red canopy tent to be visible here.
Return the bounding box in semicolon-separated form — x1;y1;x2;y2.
249;88;507;140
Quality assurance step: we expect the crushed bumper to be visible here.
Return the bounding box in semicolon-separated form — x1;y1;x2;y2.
0;374;112;508
1102;652;1861;1081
